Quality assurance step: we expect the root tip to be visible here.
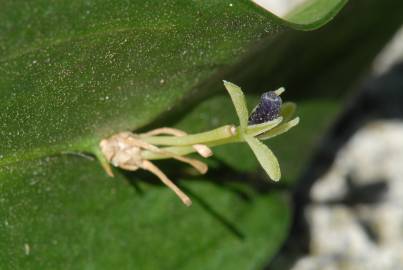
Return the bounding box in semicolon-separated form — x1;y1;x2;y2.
183;197;192;207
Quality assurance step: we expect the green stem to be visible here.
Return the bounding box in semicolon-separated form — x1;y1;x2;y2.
140;125;236;146
141;128;243;160
140;117;287;160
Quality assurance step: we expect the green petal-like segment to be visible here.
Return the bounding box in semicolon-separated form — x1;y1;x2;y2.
244;135;281;181
246;117;283;137
280;102;296;122
223;81;249;129
258;117;300;141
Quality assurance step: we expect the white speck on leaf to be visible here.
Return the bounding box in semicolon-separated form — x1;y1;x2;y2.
24;244;30;255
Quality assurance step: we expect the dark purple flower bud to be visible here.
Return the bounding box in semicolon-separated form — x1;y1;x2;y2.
248;91;282;125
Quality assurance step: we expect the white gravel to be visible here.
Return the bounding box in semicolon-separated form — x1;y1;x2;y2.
291;121;403;270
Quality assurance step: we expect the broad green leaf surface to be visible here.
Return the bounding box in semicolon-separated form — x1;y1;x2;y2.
5;0;394;269
0;156;290;270
0;0;347;165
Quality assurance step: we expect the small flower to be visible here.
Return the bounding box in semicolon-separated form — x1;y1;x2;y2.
248;90;283;124
223;81;299;181
97;81;299;206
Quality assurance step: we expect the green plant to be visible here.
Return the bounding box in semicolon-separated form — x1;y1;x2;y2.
97;81;298;205
1;0;402;269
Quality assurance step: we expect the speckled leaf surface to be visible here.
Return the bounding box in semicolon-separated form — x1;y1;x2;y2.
0;0;353;269
0;156;290;270
0;91;338;270
0;0;347;163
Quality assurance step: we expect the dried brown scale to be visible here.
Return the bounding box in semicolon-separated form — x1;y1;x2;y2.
99;130;211;206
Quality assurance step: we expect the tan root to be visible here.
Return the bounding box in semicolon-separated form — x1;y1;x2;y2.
99;130;211;206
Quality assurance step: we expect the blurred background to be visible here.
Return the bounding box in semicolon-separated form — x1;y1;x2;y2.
262;1;403;269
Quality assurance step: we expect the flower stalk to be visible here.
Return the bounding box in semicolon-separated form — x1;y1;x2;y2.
98;81;299;206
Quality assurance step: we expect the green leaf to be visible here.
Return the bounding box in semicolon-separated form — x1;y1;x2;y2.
0;156;290;270
0;0;347;165
244;135;281;181
0;0;371;268
223;81;249;129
